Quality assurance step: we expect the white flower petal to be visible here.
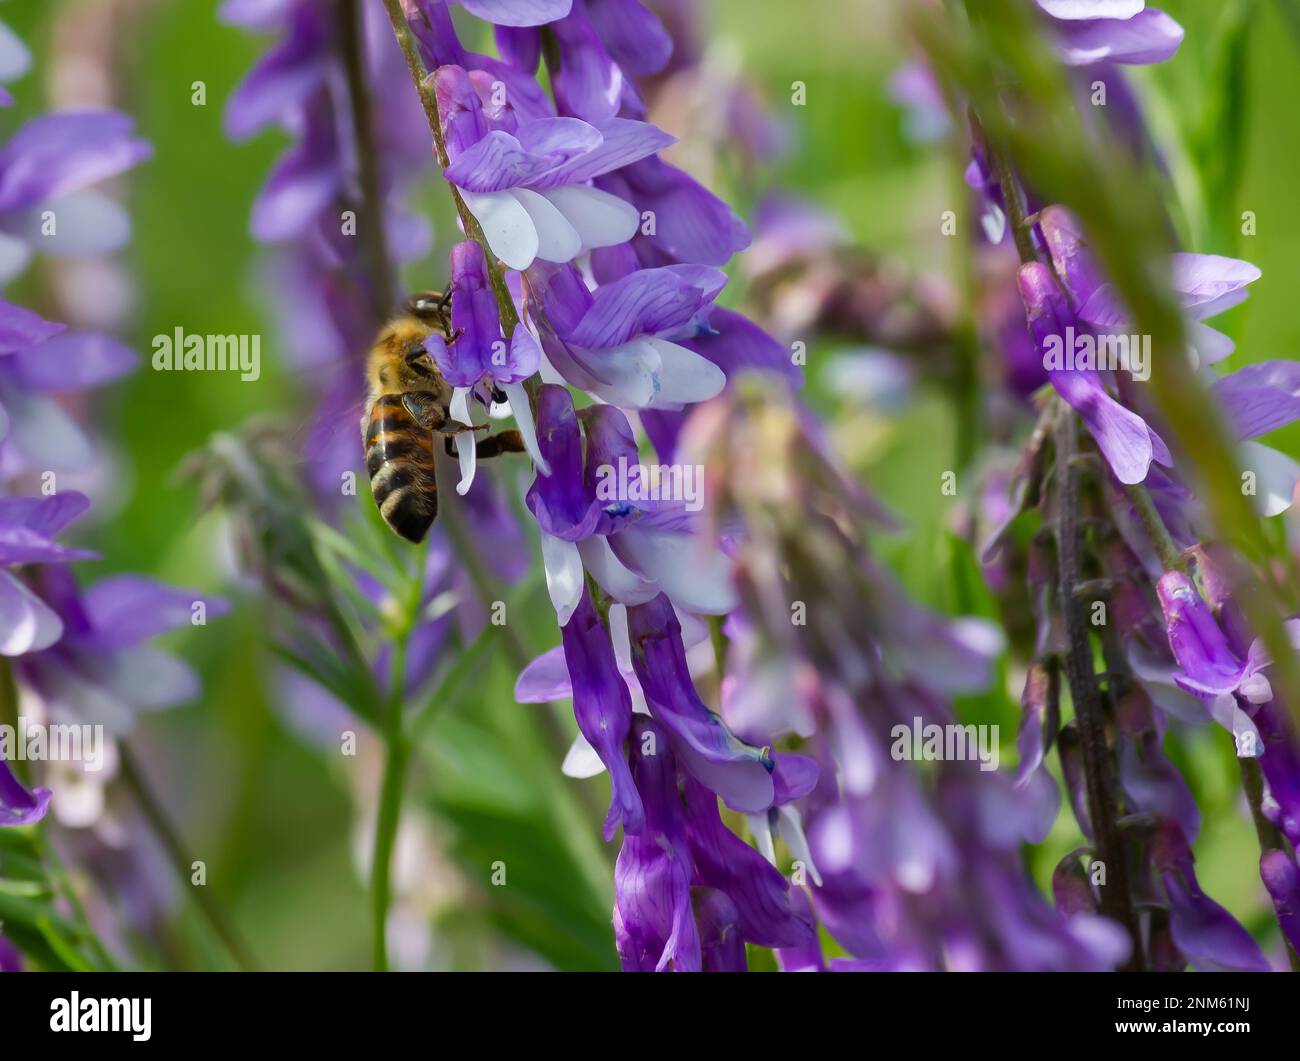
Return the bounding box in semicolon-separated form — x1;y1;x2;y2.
613;527;737;615
542;185;639;250
16;190;131;257
449;386;477;496
748;813;777;865
1188;321;1234;367
500;380;550;475
0;231;32;284
0;20;32;82
7;392;94;470
539;531;584;626
1240;440;1300;517
94;646;198;710
0;569;62;655
562;732;607;778
583;337;660;407
577;535;658;605
644;338;726;406
511;187;582;263
981;201;1006;244
777;804;823;887
462;189;539;271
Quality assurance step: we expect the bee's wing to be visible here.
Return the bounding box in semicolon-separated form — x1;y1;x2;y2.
279;356;369;475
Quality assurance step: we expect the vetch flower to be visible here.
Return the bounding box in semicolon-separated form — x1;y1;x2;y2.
0;492;98;656
435;64;672;271
18;567;230;736
1018;260;1169;485
1155;570;1300;755
522;386;736;621
526;260;727;409
1035;1;1184;67
0;299;137;475
0;16;32;107
0;759;50;826
423;239;547;492
0;110;151;283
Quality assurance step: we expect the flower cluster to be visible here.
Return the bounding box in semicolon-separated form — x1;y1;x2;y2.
0;15;229;971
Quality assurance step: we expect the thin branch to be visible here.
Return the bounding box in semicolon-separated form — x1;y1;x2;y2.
117;743;261;972
338;0;396;319
1055;409;1143;970
379;0;525;341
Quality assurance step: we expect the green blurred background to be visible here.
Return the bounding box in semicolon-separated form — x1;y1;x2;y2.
2;0;1296;968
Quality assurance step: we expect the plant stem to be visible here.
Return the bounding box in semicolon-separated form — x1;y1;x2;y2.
117;742;261;972
379;0;525;342
369;537;428;971
338;0;396;318
1122;481;1187;573
987;134;1037;266
1239;756;1300;971
0;658;26;786
1054;409;1143;970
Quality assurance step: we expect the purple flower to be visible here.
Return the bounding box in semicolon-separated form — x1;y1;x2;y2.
0;299;137;475
1023;210;1282;498
627;594;781;814
526;261;727;409
521;384;736;622
421;240;548;490
561;588;643;839
613;716;699;971
0;17;32;106
596;155;751;268
1018;260;1168;485
1155;570;1299;754
0;110;151;283
454;0;572;28
435;64;671;270
0;759;50;826
1146;816;1271;971
1260;850;1300;955
0;492;97;656
1035;1;1184;66
18;567;230;735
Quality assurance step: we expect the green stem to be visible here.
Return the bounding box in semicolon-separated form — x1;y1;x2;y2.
117;743;261;971
1239;756;1300;971
1055;410;1143;970
369;538;427;971
987;132;1037;266
0;657;26;786
1122;481;1186;573
338;0;396;318
379;0;525;341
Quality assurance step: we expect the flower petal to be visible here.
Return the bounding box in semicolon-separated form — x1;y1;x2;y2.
463;189;539;271
511;187;582;263
0;569;62;655
541;184;639;250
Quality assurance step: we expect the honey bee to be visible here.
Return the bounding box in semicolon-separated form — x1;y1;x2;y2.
363;290;524;542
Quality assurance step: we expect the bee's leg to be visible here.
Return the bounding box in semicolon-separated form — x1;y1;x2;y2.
474;430;526;460
401;391;448;431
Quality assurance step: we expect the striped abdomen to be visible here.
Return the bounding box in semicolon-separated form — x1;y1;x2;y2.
364;392;437;543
